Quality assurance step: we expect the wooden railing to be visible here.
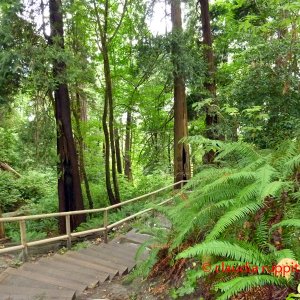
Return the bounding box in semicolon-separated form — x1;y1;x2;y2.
0;180;187;261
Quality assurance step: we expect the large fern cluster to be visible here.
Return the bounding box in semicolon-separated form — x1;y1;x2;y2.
144;140;300;299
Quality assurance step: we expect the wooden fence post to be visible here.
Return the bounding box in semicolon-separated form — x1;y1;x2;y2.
19;220;28;262
65;215;72;249
103;210;108;243
0;209;5;239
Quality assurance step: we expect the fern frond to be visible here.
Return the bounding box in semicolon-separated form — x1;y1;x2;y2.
217;142;260;165
225;171;257;183
273;249;296;261
205;202;263;241
256;164;278;186
272;219;300;230
259;181;290;201
175;261;247;297
214;275;283;300
242;155;270;171
291;192;300;201
254;219;269;249
177;241;268;265
236;182;259;202
284;154;300;176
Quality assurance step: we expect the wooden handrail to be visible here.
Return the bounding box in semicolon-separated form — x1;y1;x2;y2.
0;181;186;222
0;180;187;260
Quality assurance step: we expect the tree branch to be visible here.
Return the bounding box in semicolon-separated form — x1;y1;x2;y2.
108;0;129;44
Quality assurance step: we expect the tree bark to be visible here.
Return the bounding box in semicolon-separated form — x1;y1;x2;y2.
102;42;121;204
102;92;117;205
49;0;85;233
74;92;94;210
171;0;191;188
114;127;123;174
124;110;133;181
199;0;223;164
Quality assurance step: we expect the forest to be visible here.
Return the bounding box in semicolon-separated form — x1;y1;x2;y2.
0;0;300;299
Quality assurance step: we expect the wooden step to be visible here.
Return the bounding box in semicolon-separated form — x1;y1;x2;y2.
0;283;75;299
81;247;134;271
0;269;76;298
88;246;137;271
0;270;8;283
90;243;135;259
52;253;118;278
22;262;88;287
0;294;71;300
38;258;108;285
64;251;121;275
103;241;150;260
120;230;152;244
5;267;85;291
71;250;128;274
102;241;140;255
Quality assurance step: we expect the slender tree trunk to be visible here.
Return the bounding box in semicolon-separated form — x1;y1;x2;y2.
102;92;117;205
168;133;172;171
49;0;85;233
171;0;191;188
102;43;120;203
93;0;121;205
115;127;123;174
199;0;223;164
124;110;133;181
74;92;93;209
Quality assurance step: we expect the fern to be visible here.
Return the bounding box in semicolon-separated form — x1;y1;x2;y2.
216;142;260;165
272;248;296;261
284;154;300;176
254;219;269;249
205;202;263;241
259;181;290;201
177;241;269;266
272;219;300;230
291;192;300;201
138;141;300;298
214;275;283;300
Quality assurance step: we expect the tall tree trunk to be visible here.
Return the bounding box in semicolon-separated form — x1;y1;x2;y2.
49;0;85;233
93;0;121;205
124;110;133;181
102;92;117;205
74;92;93;210
114;127;123;174
102;43;120;203
171;0;191;188
199;0;222;164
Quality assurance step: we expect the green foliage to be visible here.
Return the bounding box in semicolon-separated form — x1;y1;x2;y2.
2;169;58;242
0;171;21;211
0;127;20;165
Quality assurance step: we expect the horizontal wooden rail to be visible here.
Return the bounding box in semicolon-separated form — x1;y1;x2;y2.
0;180;187;260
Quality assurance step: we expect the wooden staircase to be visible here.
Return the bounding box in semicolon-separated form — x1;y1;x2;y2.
0;230;152;300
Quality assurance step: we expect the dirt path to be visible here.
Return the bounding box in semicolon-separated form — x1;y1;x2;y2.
77;276;166;300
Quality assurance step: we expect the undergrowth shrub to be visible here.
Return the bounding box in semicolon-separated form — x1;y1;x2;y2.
2;169;58;242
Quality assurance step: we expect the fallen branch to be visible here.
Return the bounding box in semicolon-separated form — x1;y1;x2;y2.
0;162;21;178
